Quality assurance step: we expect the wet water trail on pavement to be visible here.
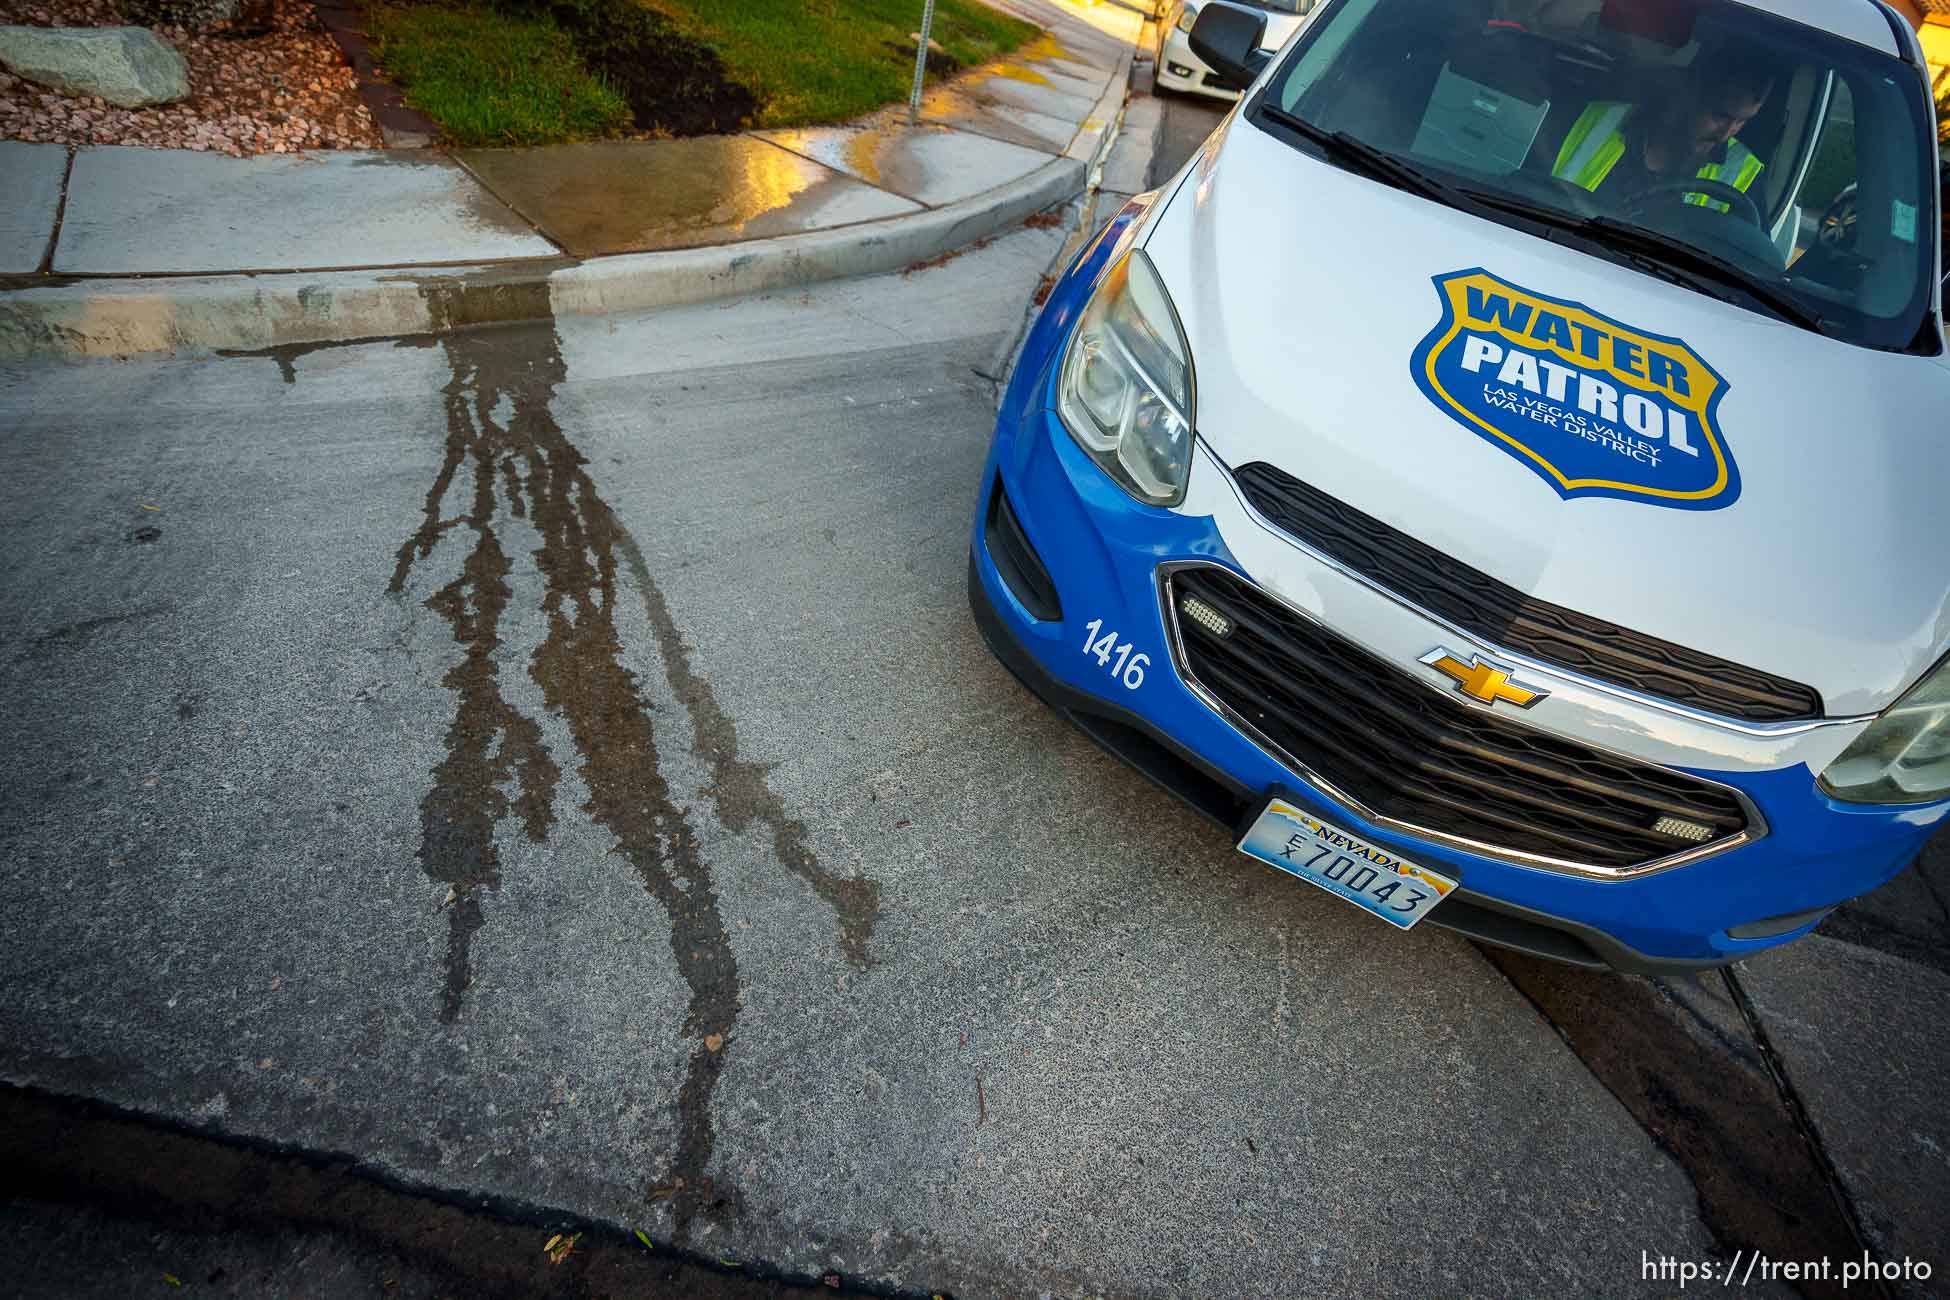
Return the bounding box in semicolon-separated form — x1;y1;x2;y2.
390;287;735;1242
381;280;880;1241
388;317;561;1024
615;537;881;971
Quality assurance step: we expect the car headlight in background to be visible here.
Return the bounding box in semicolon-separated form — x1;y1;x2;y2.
1175;2;1199;33
1056;249;1196;506
1819;653;1950;804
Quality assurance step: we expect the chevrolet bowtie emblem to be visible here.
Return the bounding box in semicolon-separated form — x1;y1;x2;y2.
1420;649;1548;709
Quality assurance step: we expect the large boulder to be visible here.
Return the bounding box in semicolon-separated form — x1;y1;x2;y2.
0;26;191;108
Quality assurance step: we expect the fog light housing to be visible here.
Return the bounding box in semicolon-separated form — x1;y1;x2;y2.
1178;595;1232;638
1651;815;1714;844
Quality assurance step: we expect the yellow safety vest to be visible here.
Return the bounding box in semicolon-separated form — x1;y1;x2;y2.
1551;101;1765;213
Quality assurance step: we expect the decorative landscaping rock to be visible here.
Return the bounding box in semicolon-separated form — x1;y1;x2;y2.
0;1;383;155
0;25;191;108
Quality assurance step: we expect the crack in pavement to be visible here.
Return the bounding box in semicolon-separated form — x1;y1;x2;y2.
1723;965;1894;1298
1485;947;1889;1300
379;277;879;1242
15;603;175;662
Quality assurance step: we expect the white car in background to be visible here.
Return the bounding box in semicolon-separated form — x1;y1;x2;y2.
1155;0;1313;99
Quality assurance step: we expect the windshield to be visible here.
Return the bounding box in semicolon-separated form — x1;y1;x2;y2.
1257;0;1941;351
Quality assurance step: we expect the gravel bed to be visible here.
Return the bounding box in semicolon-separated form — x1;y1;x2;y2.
0;0;383;153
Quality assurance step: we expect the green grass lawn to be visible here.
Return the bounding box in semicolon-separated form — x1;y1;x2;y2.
641;0;1041;127
370;0;1041;144
368;4;632;146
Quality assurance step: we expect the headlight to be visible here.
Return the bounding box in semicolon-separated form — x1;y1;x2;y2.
1819;653;1950;804
1056;248;1196;506
1175;3;1199;33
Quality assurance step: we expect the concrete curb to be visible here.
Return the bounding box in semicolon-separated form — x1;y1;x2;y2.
0;155;1086;361
1066;20;1138;175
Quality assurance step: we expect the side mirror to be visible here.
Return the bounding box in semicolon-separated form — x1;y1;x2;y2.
1189;0;1271;92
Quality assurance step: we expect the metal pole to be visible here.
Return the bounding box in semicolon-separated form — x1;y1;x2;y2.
907;0;938;123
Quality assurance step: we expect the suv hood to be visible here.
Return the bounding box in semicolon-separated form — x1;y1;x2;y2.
1141;117;1950;717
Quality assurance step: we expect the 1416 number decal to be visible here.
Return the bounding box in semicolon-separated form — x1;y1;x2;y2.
1081;618;1148;690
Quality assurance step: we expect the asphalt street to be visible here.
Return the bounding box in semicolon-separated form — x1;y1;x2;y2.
2;131;1945;1297
1149;87;1229;189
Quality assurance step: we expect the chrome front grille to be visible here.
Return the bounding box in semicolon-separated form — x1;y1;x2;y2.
1164;564;1755;877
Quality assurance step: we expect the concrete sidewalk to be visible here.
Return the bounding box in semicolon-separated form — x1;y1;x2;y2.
0;0;1144;358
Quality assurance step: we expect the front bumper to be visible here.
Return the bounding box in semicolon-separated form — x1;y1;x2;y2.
968;210;1946;973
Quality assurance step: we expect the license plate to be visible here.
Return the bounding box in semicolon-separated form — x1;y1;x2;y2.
1236;797;1458;931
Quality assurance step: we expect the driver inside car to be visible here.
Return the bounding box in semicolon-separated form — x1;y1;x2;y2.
1549;46;1774;214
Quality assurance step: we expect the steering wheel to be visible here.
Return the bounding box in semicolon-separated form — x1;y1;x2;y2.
1619;177;1763;228
1816;183;1858;251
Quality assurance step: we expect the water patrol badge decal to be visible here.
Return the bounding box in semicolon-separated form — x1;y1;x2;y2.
1409;268;1740;510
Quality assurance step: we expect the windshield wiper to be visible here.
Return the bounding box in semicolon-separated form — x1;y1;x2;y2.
1456;188;1829;335
1583;217;1829;333
1258;105;1477;210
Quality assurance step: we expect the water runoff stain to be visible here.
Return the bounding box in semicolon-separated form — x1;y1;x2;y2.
378;277;880;1242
